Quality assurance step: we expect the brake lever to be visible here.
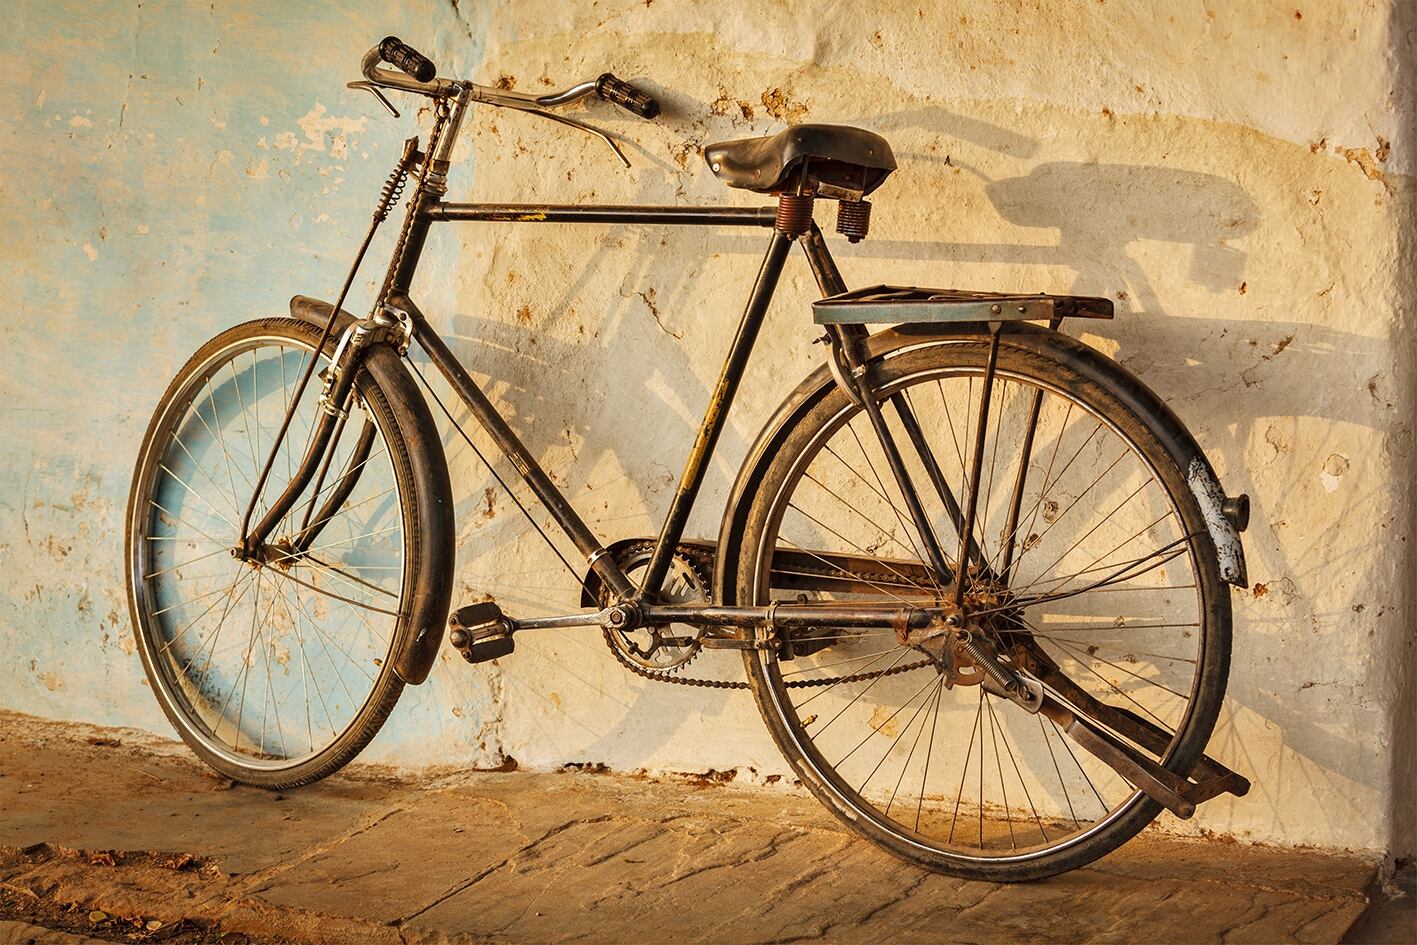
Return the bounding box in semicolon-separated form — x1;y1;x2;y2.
505;104;631;168
347;80;401;118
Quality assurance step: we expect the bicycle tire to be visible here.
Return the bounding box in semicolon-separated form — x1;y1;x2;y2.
731;335;1231;881
126;316;452;788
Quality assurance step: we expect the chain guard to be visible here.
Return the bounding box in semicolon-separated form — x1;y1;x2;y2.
588;540;933;690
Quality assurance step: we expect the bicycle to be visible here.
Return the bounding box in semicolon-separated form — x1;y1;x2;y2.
125;37;1254;881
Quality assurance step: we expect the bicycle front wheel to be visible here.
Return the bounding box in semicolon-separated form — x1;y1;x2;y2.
126;316;449;788
733;335;1231;880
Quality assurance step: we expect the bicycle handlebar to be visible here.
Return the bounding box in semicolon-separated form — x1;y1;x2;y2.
359;37;659;122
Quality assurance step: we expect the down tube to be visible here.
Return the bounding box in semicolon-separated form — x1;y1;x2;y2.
408;304;637;599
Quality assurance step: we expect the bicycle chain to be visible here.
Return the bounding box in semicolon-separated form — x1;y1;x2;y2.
600;549;933;690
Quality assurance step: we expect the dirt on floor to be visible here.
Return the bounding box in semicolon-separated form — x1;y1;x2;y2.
0;710;1397;945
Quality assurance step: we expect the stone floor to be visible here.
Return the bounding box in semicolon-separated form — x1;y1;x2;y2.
0;710;1398;944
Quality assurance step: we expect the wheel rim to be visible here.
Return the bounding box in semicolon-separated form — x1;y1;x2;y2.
749;353;1214;863
129;333;407;771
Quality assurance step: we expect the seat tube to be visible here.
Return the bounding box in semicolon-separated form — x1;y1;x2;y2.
639;231;794;597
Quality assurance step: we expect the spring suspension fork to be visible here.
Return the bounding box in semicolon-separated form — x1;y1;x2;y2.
238;137;423;554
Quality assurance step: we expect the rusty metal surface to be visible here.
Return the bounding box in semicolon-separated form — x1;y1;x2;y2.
813;284;1115;324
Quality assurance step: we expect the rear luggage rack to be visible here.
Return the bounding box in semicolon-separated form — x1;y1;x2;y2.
813;285;1114;325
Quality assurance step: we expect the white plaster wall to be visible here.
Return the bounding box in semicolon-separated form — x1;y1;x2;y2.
1;0;1411;856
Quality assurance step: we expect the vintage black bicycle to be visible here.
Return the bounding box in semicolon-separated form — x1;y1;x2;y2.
126;38;1254;881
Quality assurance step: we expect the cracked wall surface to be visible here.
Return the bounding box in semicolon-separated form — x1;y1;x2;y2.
0;0;1412;857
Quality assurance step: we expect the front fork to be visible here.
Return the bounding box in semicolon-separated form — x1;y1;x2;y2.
239;315;385;560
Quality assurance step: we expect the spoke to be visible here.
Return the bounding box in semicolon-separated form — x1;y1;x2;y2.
984;694;1015;849
915;666;947;833
168;431;243;519
273;585;339;750
1013;475;1155;587
158;568;253;656
999;529;1195;608
185;574;258;698
976;374;1009;566
1051;716;1108;815
256;564;401;617
1041;632;1177;729
935;378;969;481
803;471;923;562
800;646;914;723
281;444;393;538
282;578;371;700
279;345;294;484
1044;632;1191;702
834;671;942;771
1008;415;1101;580
222;570;275;754
1002;400;1074;579
948;687;985;841
196;374;253;496
844;422;939;590
954;332;1001;608
1011;540;1193;612
1033;633;1197;667
1009;447;1131;581
144;546;235;581
153;569;250;622
780;645;912;678
230;358;260;508
993;694;1049;844
256;585;289;760
297;554;399;600
886;675;945;817
149;499;229;550
1040;714;1080;830
300;523;400;559
158;463;239;532
998;385;1046;581
782;515;927;604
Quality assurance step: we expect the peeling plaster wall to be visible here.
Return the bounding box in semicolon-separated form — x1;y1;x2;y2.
1;1;1411;856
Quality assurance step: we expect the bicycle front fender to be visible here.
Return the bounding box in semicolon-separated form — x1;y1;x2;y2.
715;323;1247;601
290;294;456;685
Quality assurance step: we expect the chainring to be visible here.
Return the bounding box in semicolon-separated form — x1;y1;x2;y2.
596;542;711;672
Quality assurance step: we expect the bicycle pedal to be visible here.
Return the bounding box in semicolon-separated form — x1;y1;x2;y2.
448;602;515;664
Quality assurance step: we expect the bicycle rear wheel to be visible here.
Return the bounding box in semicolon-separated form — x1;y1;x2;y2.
126;316;449;788
733;335;1230;880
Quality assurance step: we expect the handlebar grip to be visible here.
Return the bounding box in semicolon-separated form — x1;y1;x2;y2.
379;36;437;83
596;73;660;119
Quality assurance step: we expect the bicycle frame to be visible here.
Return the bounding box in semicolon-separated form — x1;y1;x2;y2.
238;87;998;640
211;74;1258;818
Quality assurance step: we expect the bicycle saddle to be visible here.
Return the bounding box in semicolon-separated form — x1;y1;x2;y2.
704;124;896;197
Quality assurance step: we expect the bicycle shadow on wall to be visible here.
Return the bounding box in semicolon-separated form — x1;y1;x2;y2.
908;156;1394;832
410;110;1395;819
407;103;1060;764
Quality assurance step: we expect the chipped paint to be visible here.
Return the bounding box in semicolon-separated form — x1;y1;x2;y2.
1186;456;1247;587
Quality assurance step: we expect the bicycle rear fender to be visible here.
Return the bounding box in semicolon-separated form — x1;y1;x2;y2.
291;295;456;685
715;322;1247;601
